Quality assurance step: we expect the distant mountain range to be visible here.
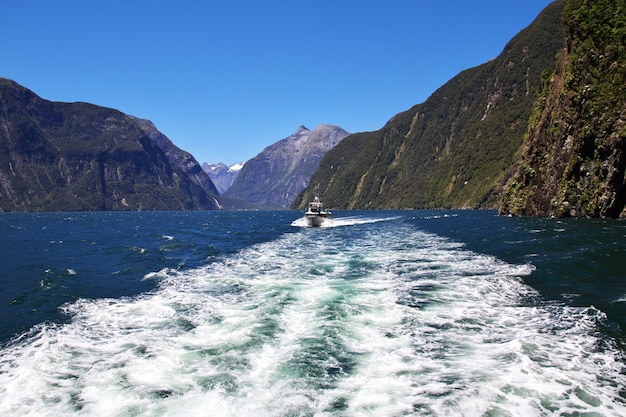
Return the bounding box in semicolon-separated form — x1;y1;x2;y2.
202;161;244;194
0;74;345;212
223;125;349;208
0;78;220;211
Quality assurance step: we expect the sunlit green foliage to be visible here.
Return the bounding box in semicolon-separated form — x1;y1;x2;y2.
501;0;626;217
294;1;565;210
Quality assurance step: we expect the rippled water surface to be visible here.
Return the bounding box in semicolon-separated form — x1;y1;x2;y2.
1;210;625;416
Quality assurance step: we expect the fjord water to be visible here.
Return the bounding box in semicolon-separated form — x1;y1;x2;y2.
1;211;625;416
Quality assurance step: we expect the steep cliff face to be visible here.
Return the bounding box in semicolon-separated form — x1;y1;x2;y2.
131;117;219;198
293;1;565;210
224;125;349;208
500;0;626;218
0;78;220;211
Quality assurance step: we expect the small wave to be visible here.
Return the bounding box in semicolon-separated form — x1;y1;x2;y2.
613;295;626;303
420;213;459;220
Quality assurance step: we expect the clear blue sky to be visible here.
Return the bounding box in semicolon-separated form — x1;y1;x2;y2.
3;1;554;165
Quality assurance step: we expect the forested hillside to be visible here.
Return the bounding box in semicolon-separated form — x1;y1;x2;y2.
293;1;565;210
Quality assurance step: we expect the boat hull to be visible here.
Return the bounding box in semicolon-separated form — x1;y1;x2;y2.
304;195;331;227
305;214;330;227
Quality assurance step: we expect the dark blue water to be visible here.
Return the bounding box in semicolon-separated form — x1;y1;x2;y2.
0;211;297;341
1;210;625;416
413;212;626;338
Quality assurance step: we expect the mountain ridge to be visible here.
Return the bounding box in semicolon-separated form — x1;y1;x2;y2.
0;78;220;211
224;124;349;208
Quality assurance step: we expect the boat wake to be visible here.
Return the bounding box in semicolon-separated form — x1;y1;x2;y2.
291;215;399;228
2;216;625;416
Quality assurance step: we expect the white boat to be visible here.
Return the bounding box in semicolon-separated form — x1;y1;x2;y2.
304;196;331;227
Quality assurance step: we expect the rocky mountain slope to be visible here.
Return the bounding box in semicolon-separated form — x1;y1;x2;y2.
224;125;349;208
202;161;244;194
500;0;626;218
0;78;220;211
293;1;565;210
131;117;219;199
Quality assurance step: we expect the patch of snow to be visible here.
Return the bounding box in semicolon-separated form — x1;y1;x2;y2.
229;162;245;172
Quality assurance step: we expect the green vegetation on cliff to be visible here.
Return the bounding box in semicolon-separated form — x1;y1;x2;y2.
500;0;626;217
294;1;565;210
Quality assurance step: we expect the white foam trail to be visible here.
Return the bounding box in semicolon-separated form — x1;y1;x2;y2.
291;215;399;228
1;224;624;416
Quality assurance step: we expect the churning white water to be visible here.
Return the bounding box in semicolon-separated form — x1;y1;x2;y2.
1;217;624;416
